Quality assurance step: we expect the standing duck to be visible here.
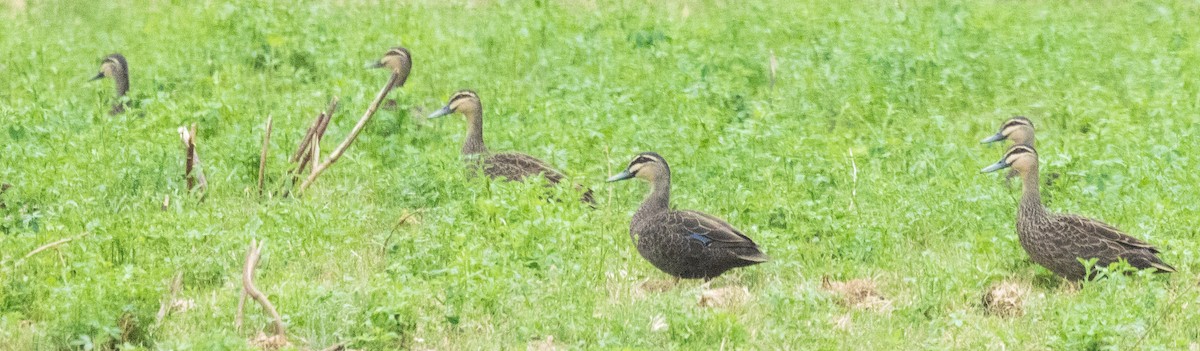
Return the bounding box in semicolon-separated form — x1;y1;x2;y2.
982;145;1174;281
607;152;768;281
90;53;129;115
428;90;594;204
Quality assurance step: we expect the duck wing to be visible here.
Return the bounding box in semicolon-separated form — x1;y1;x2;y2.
1055;214;1158;253
673;210;768;262
483;152;595;205
1052;213;1175;273
484;152;566;183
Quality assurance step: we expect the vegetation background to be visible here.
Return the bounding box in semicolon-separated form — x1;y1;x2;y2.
2;0;1199;349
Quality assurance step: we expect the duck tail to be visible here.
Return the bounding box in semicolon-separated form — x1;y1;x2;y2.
1150;261;1177;273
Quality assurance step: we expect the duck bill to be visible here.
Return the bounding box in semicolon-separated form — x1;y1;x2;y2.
980;160;1010;173
427;105;454;119
365;61;386;69
980;132;1006;143
606;170;634;182
89;72;105;81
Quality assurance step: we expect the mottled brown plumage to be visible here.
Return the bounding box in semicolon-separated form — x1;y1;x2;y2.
429;90;594;204
90;53;128;115
982;145;1174;281
607;152;767;281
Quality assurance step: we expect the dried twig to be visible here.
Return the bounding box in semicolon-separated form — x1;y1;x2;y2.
154;271;184;326
258;115;273;196
381;210;422;256
241;239;286;337
235;290;247;331
848;148;858;211
310;133;320;177
23;233;88;261
177;124;208;193
769;50;778;91
297;73;401;194
1130;280;1196;349
284;99;338;197
291;114;322;164
161;195;170;211
319;342;347;351
294;99;338;171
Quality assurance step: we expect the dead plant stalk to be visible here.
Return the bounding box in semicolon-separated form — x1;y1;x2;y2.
258;115;273;195
239;239;286;337
297;73;401;194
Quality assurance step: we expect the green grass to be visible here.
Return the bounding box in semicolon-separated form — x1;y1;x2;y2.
2;0;1200;349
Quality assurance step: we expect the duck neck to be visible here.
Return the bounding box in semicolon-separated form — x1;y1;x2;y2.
113;68;129;97
462;109;488;155
638;174;671;215
1017;164;1045;218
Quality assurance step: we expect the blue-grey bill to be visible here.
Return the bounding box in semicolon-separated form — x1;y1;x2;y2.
606;170;634;182
980;161;1009;173
980;132;1006;143
427;106;453;119
365;61;385;69
89;72;104;81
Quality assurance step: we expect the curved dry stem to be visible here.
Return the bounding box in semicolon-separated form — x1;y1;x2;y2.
297;73;400;194
242;239;286;337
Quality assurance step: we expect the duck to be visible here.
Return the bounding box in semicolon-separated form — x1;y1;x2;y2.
427;90;594;204
980;116;1035;147
607;152;768;281
981;144;1174;281
981;116;1036;183
367;46;412;87
89;53;129;115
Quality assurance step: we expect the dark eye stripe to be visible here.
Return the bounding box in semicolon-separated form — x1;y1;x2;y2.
1002;116;1034;130
449;90;478;104
1001;120;1029;130
628;156;661;169
1006;146;1035;157
387;47;410;58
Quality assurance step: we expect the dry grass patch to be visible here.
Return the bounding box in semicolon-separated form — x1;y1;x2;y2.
822;277;892;312
981;281;1030;318
698;286;752;308
527;335;561;351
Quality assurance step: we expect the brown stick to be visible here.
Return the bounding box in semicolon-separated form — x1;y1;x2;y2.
258;115;273;196
297;102;336;175
769;50;778;91
242;239;286;337
310;133;320;177
380;210;422;256
182;127;196;190
178;124;208;192
317;99;337;137
291;98;338;164
285;98;339;198
154;271;184;326
291;114;321;164
297;74;399;194
234;284;246;331
319;342;347;351
21;232;88;262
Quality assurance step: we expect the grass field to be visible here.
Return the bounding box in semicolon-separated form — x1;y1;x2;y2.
3;0;1200;349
